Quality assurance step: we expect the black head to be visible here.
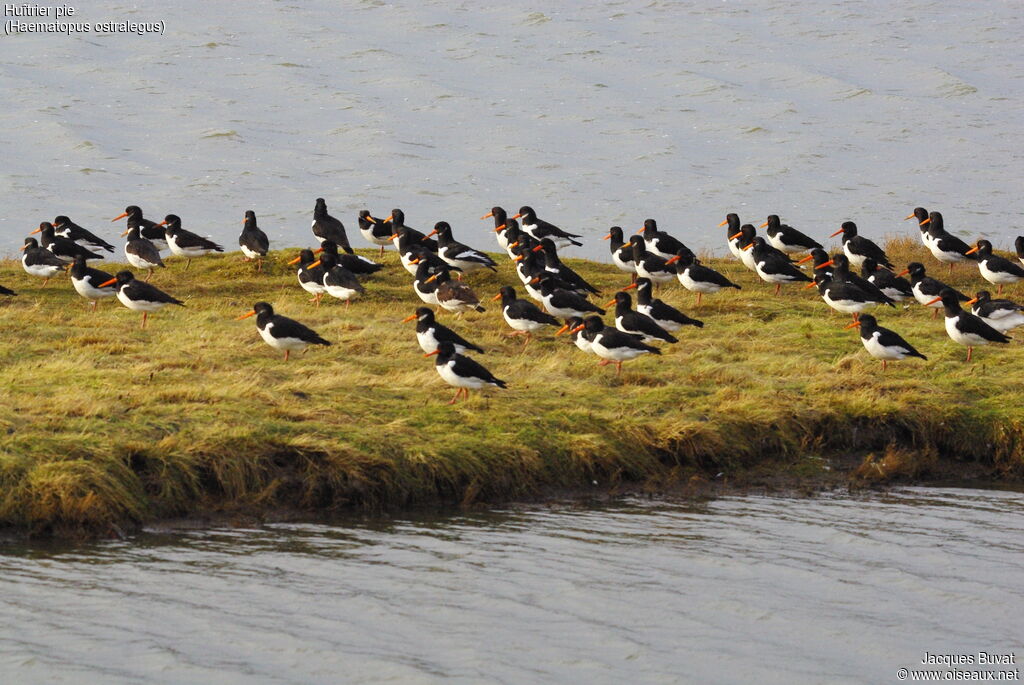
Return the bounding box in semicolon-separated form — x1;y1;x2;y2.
582;316;605;333
812;270;831;286
722;213;741;232
319;240;339;256
629;234;647;255
389;208;405;225
433;221;453;237
642;219;658;233
414;259;436;280
503;219;521;241
124;205;143;217
35;221;55;237
1015;236;1024;257
358;209;372;220
123;223;143;240
537;237;558;254
739;224;756;243
53;215;71;227
808;247;829;265
244;210;257;221
318;251;337;269
910;207;929;224
517;206;536;220
162;214;181;230
673;249;696;267
23;237;39;249
415;306;435;323
750;236;768;250
297;249;316;266
856;313;878;329
490;207;507;223
70;254;89;277
973;290;992;305
765;214;780;228
498;285;518;305
635;277;653;295
114;270;136;286
972;239;993;256
606;226;624;243
612;291;632;311
315;198;327;211
253;301;274;317
434;340;457;361
905;261;926;279
862;257;879;273
936;287;963;310
839;221;857;236
927;211;943;231
830;253;851;272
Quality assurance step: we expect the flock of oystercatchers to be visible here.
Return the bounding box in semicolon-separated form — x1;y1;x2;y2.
6;201;1024;403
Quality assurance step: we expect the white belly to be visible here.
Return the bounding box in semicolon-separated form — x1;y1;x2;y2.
611;251;635;274
259;322;310;351
981;311;1024;333
72;275;115;300
928;243;969;264
766;234;801;254
945;315;992;347
437;360;490;389
591;334;649;362
635;265;674;284
116;289;169;312
679;269;720;293
240;244;262;259
125;246;160;269
862;331;910;361
324;284;360;301
823;291;873;314
414;283;440;306
739;247;758;272
22;258;61;278
980;259;1022;285
912;283;942;307
298;275;325;295
842;244;867;268
168;235;214;258
504;307;546;332
637;303;682;332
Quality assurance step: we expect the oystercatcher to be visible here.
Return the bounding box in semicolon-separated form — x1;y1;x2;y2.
359;210;393;255
570;316;661;376
904;207;932;249
314;240;382;275
797;248;833;279
412;260;443;308
31;222;104;263
425;341;506;405
536;275;606;319
829;221;892;269
638;219;690;260
480;206;510;250
69;255;116;310
289;249;327;305
966;291;1024;333
861;257;913;302
385;209;438;252
425;269;485;315
844;314;927;370
629;235;676;285
493;285;560;344
20;238;64;284
313;251;365;307
927;288;1011;362
731;224;760;272
510;206;583;248
160;214;224;268
237;301;331;361
665;250;741;305
746;237;811;294
919;212;974;272
403;307;485;354
760;215;821;254
603;226;636;277
392;226;446;275
719;213;743;259
814;253;895;308
965;239;1024;295
121;222;166;280
556;316;592;354
424;221;498;276
499;219;524;259
53;215;115;253
606;291;678;344
239;210;270;270
533;239;599;294
808;271;881;321
111;206;167;250
99;270;184;328
311;198;352;253
1016;236;1024;267
626;277;703;332
897;262;969;318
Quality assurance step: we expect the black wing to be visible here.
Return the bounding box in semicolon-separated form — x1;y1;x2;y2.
508;300;560;326
451;354;506;388
124;281;185;306
274;315;331;346
876;326;927;360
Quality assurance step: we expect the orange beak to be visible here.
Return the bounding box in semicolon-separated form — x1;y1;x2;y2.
758;221;768;228
555;323;570;336
965;297;979;306
425;273;440;284
510;213;522;220
635;227;645;235
664;255;681;265
29;226;41;235
424;350;439;357
829;228;844;238
965;245;979;255
717;219;729;227
98;277;117;288
743;243;754;251
409;258;421;265
111;212;128;222
903;213;915;220
423;229;438;240
495;224;507;233
603;298;617;308
156;220;168;227
313;247;324;255
570;324;584;334
389;233;400;240
120;229;130;238
288;255;302;265
796;254;814;265
402;313;417;323
480;211;494;220
925;296;942;306
621;282;637;291
601;233;611;240
19;244;28;251
529;277;540;284
384;215;393;223
508;240;519;249
896;268;910;277
531;244;544;252
490;292;502;301
307;259;321;269
815;259;834;270
803;281;817;290
919;217;931;226
844;321;862;329
513;254;524;262
729;231;743;241
365;214;377;224
236;310;256;320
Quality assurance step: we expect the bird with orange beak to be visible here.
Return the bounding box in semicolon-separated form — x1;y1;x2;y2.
99;270;184;329
425;341;506;405
236;302;330;361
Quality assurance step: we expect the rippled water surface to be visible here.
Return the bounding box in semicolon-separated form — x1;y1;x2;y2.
2;1;1022;260
1;489;1021;684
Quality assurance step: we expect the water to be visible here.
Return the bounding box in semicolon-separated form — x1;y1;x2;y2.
1;488;1021;684
2;1;1022;262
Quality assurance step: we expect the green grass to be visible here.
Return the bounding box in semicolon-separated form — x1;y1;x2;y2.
1;235;1022;537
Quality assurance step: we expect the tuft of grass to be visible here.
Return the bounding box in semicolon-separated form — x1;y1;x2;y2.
1;237;1022;538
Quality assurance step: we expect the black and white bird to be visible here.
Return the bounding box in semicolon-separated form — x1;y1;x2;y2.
606;291;678;344
510;206;583;248
111;206;167;251
570;316;661;376
638;219;690;260
719;213;744;260
121;222;166;280
239;210;270;270
797;248;833;279
359;210;393;255
808;271;881;322
905;207;932;249
69;255;116;310
627;277;704;333
412;259;443;308
918;211;974;272
760;215;821;254
31;222;104;263
290;249;327;305
536;275;606;319
1015;236;1024;268
424;269;486;315
629;235;676;285
160;214;224;268
965;239;1024;295
897;262;969;318
829;221;892;269
556;316;593;354
391;224;443;275
814;254;895;308
424;221;498;276
844;314;927;371
315;240;382;276
666;250;741;306
237;301;331;361
98;270;184;328
861;257;913;302
493;285;561;344
424;341;507;405
403;307;485;355
385;209;438;253
311;198;352;253
966;291;1024;334
53;215;115;252
926;288;1011;362
602;226;636;277
314;251;365;306
533;238;599;294
499;219;525;259
481;206;511;251
20;237;65;284
731;224;760;273
746;237;811;295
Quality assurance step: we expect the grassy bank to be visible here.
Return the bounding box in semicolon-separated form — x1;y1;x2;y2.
1;236;1022;538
